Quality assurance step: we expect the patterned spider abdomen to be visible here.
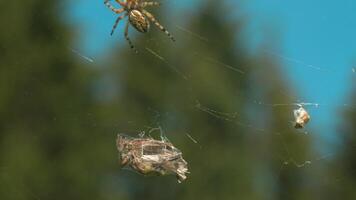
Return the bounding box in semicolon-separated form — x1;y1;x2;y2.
129;10;150;33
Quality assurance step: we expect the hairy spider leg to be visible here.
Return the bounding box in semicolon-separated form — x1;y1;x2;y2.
142;10;175;41
111;14;127;35
123;0;138;9
140;2;161;7
124;21;138;53
115;0;127;7
104;0;125;14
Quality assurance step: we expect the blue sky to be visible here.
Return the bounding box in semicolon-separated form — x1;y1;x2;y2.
242;0;356;147
66;0;356;150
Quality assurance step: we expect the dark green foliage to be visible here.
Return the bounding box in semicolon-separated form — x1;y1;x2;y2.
323;82;356;199
0;0;334;199
0;1;114;200
101;2;315;200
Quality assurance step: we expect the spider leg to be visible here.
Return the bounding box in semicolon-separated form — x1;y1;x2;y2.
114;0;127;7
140;2;161;8
124;21;138;53
104;0;125;14
115;0;125;3
142;10;175;41
111;14;127;35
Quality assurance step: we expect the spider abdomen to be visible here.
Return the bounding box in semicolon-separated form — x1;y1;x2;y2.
129;10;150;33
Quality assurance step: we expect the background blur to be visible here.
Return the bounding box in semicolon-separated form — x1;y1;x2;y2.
0;0;355;199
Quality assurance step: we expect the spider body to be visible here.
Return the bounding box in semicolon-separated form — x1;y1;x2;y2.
104;0;175;53
129;10;150;33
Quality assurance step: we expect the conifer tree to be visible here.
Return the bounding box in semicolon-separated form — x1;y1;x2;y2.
0;1;115;199
104;1;315;199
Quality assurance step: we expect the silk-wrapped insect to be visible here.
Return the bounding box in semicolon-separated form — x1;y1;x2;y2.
116;134;189;183
293;106;311;129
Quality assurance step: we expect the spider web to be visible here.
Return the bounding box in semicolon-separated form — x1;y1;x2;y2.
132;8;356;187
66;0;356;197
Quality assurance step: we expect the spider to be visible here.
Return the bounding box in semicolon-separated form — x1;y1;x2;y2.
104;0;175;53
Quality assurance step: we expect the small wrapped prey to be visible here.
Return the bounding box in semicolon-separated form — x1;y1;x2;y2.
116;134;189;183
293;106;311;129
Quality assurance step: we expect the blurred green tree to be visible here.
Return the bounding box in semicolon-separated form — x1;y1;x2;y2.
0;0;317;199
323;79;356;199
0;1;117;200
103;1;316;199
